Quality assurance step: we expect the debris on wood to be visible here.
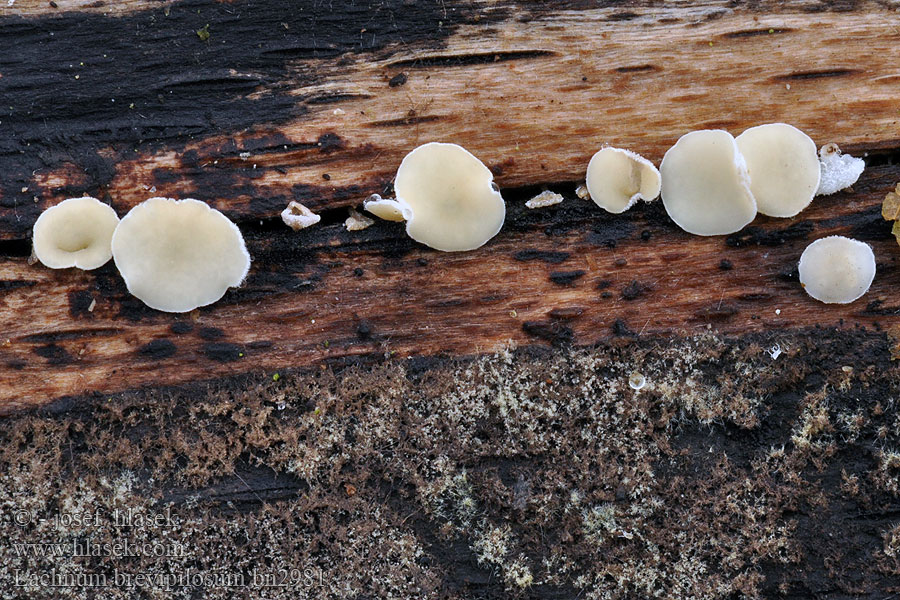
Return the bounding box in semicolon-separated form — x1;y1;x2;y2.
281;201;321;231
525;190;564;209
345;208;374;231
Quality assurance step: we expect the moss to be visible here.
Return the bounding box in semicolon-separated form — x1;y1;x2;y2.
1;329;899;598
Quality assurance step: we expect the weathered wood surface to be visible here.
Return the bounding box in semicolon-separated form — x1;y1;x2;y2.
2;3;900;600
1;0;899;411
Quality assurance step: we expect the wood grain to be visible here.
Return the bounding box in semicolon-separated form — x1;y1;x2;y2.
0;0;899;412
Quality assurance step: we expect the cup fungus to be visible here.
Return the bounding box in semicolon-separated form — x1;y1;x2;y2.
798;236;875;304
32;196;120;270
111;198;250;313
363;193;408;222
365;142;505;252
585;147;661;214
816;143;865;196
281;201;321;231
659;130;756;236
735;123;819;218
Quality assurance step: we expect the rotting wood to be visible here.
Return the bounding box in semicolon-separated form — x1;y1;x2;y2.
0;162;897;413
2;2;900;238
0;0;899;413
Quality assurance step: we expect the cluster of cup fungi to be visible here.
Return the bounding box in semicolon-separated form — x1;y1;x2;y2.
30;123;874;313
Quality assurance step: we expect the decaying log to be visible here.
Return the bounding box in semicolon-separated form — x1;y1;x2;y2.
0;0;899;410
2;3;900;598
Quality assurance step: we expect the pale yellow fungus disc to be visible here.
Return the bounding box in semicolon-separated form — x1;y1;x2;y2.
32;196;120;270
111;198;250;313
660;130;756;236
798;236;875;304
736;123;819;218
394;142;505;252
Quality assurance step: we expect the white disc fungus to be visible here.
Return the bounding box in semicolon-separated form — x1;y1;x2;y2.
281;201;321;231
363;193;409;222
816;143;865;196
585;147;661;214
659;130;757;236
111;198;250;313
736;123;820;218
32;196;120;270
368;142;506;252
798;236;875;304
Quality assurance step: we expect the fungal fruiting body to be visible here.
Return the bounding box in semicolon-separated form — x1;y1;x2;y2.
816;143;865;196
32;197;120;270
281;201;321;231
659;130;756;235
585;147;661;214
735;123;820;217
365;142;505;252
363;193;408;222
111;198;250;313
345;209;374;231
525;190;564;209
798;236;875;304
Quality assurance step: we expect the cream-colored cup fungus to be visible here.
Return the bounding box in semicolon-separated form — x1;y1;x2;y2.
798;236;875;304
585;147;661;214
735;123;820;218
364;142;505;252
363;193;408;222
816;143;865;196
281;201;321;231
32;197;120;270
111;198;250;313
659;130;757;236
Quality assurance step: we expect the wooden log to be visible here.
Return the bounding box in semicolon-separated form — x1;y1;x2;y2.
1;0;899;411
3;3;900;600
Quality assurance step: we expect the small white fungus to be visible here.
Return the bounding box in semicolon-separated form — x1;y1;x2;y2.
364;193;408;222
371;142;506;252
525;190;564;209
798;236;875;304
816;143;865;196
111;198;250;313
32;197;120;270
345;208;374;231
575;184;590;200
735;123;820;218
585;147;661;214
660;130;757;236
281;201;321;231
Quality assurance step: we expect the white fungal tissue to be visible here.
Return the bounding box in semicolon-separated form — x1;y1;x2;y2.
525;190;564;209
798;236;875;304
585;147;660;214
660;130;757;236
364;142;505;252
111;198;250;313
281;201;321;231
736;123;820;218
816;143;865;196
32;197;120;270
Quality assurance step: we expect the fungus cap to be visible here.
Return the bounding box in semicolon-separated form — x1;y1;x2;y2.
585;147;661;214
111;198;250;313
393;142;505;252
735;123;819;217
798;236;875;304
660;130;756;236
363;194;409;222
32;197;119;270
